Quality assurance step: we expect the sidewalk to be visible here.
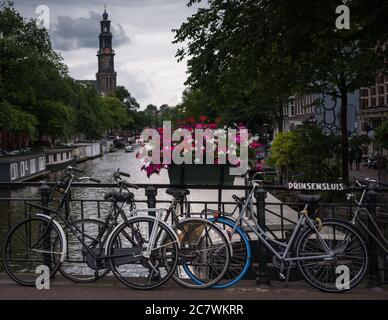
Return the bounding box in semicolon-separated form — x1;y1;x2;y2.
0;275;387;300
350;166;378;180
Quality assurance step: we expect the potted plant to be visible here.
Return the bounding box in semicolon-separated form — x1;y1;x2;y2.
136;116;263;186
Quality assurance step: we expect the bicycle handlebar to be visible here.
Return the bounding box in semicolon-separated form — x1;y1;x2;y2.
118;170;131;178
65;166;83;173
354;177;388;188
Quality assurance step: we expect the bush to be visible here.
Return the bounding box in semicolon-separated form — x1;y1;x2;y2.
269;123;342;182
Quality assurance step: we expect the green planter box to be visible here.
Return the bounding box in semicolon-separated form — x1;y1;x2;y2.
168;164;236;186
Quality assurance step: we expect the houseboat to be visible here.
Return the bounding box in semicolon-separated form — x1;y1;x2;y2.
86;142;102;159
45;148;76;171
73;142;102;162
100;140;114;155
0;152;48;182
73;144;88;163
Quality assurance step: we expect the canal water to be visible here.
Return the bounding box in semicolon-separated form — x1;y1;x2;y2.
0;147;172;269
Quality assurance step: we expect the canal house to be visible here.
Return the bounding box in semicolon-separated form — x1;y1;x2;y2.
45;148;76;171
0;153;47;182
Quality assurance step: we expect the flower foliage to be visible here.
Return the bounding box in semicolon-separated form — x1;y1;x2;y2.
136;116;263;177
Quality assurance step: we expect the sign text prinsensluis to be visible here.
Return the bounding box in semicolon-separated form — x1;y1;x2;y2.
288;182;345;191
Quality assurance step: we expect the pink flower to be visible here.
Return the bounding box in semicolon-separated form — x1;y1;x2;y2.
249;141;263;149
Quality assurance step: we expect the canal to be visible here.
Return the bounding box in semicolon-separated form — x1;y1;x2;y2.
0;147;172;269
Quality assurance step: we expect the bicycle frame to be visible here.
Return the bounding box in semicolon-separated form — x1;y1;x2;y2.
349;182;388;255
221;181;334;263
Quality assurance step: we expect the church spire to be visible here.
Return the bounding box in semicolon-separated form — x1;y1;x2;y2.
96;5;117;96
103;5;108;20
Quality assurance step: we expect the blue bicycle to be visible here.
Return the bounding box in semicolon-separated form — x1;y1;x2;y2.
201;176;368;292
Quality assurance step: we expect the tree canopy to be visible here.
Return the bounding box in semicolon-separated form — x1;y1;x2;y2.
0;2;144;146
173;0;388;182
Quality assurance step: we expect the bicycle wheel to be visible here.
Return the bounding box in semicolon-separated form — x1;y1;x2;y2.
3;216;64;287
106;216;179;289
172;218;230;288
296;219;368;292
207;217;252;288
58;218;112;283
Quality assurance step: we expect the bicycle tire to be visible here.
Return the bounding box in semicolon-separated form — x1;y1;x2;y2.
106;216;179;290
296;218;368;292
58;218;112;283
3;216;64;287
201;217;252;289
171;217;231;289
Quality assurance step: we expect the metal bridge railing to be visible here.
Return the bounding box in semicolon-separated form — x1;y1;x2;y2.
1;182;388;286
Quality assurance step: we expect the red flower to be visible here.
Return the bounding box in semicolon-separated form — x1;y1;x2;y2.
199;115;208;122
186;117;196;124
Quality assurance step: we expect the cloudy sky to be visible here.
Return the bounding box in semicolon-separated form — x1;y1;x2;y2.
13;0;201;108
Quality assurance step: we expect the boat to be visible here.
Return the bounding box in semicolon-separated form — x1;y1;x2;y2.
125;145;134;153
45;148;77;171
0;152;48;182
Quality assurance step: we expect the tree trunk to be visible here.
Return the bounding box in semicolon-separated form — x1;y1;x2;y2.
340;89;349;184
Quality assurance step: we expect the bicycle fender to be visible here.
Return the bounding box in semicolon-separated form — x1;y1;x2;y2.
180;217;234;258
36;213;67;263
208;217;252;257
105;217;181;256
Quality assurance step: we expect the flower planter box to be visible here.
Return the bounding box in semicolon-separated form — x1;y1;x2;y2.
168;164;236;186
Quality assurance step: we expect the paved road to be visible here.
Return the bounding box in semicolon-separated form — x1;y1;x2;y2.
0;275;387;300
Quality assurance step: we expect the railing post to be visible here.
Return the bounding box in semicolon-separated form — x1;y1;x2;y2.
366;188;380;287
39;183;51;215
255;187;271;285
145;186;157;217
39;183;52;271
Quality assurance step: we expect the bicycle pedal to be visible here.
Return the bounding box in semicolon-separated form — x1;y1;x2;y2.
279;273;286;280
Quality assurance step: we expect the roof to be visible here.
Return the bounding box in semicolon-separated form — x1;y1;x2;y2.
44;148;75;154
0;152;45;163
76;80;102;94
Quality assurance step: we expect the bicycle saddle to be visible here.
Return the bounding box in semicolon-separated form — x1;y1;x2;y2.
104;191;134;202
166;188;190;199
296;194;321;203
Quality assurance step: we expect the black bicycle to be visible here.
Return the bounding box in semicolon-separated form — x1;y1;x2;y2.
3;167;180;289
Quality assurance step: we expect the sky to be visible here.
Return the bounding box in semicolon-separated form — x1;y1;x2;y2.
12;0;201;108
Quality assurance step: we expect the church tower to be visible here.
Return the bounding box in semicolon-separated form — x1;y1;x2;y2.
96;7;117;95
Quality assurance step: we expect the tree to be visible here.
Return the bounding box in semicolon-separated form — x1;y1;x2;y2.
375;121;388;151
174;0;388;183
100;96;129;131
269;123;342;183
36;100;75;143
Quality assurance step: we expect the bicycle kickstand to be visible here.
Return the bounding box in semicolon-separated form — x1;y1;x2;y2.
284;264;292;288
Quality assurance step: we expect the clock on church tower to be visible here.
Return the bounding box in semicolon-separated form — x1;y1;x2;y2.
96;7;117;96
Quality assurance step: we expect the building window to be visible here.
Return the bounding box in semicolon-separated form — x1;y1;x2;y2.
30;159;36;174
39;157;45;171
10;163;18;181
20;162;25;177
379;96;385;106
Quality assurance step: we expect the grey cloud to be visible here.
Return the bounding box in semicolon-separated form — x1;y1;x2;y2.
51;11;130;51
